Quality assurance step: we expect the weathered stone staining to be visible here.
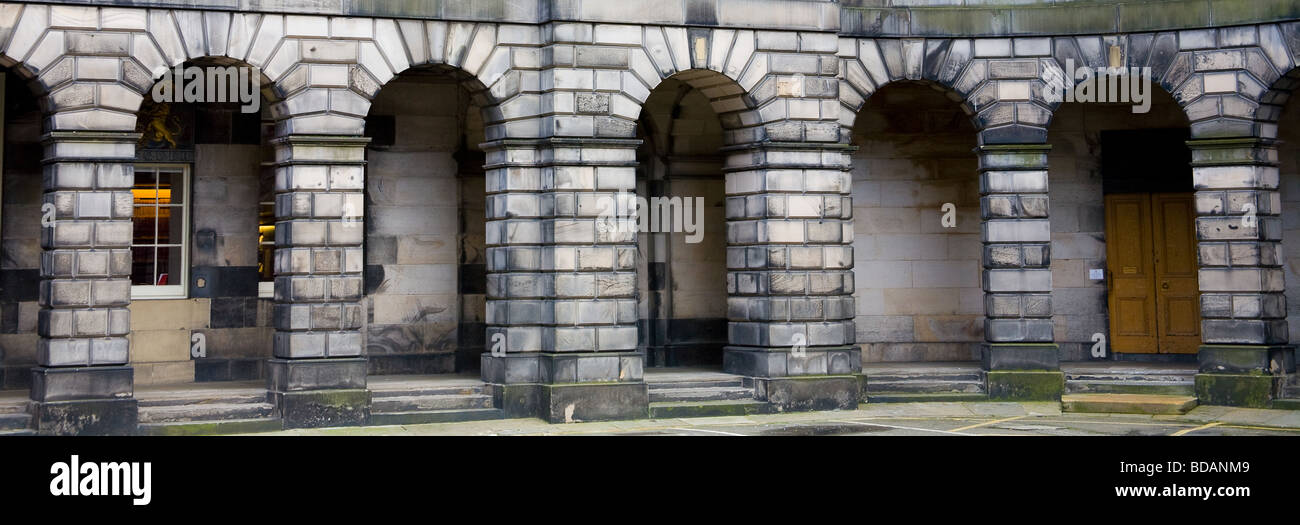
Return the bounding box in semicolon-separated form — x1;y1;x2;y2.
32;131;139;435
0;1;1298;433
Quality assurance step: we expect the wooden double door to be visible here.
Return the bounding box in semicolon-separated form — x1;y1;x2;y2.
1104;192;1200;354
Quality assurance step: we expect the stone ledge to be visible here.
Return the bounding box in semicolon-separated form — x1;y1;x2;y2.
842;0;1300;37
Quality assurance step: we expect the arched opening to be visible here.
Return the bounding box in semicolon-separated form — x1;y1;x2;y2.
1273;67;1300;402
850;81;987;396
100;58;301;432
358;64;493;410
123;59;278;391
636;75;729;368
1046;83;1200;391
633;69;753;406
0;68;44;403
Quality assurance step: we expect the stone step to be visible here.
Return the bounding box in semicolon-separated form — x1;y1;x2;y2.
1064;372;1195;383
1062;394;1198;415
370;408;506;426
0;402;27;415
371;394;493;413
369;385;487;398
1271;398;1300;411
865;373;983;383
647;379;744;390
138;415;283;436
0;412;30;431
1066;380;1195;396
0;429;35;436
865;380;985;394
649;400;773;419
138;402;276;423
138;418;284;436
648;386;753;403
137;392;268;407
865;392;990;403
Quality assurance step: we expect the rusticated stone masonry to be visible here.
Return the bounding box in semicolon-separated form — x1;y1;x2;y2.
31;131;138;434
723;143;859;378
266;135;371;426
480;138;646;421
977;143;1060;378
1191;137;1292;406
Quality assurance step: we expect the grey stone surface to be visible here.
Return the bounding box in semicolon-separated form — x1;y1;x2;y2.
6;1;1300;429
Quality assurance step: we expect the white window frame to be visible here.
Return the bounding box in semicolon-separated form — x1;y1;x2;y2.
257;182;275;299
130;163;191;300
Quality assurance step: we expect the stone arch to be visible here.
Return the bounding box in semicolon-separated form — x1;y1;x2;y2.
1253;23;1300;139
266;19;529;138
1066;24;1296;140
629;26;839;146
840;37;1056;145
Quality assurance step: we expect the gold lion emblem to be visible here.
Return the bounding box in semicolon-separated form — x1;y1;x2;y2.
137;101;183;149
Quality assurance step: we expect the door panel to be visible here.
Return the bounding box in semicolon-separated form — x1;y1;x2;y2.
1105;194;1158;353
1151;192;1201;353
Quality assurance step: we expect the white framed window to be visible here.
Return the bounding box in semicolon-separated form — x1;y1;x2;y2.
257;163;276;298
131;164;190;300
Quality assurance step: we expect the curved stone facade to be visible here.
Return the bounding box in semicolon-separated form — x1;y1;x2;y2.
1;0;1298;432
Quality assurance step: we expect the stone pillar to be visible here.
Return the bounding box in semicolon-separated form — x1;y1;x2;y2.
977;144;1063;400
267;135;371;427
30;131;138;435
1191;138;1292;408
722;142;860;411
480;138;647;423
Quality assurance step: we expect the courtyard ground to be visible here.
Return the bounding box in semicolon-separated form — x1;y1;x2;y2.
246;402;1300;436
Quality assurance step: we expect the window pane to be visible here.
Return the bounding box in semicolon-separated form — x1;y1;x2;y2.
258;167;275;282
133;206;158;244
159;205;184;245
133;169;157;201
157;169;183;205
131;246;155;285
258;204;275;281
159;245;183;286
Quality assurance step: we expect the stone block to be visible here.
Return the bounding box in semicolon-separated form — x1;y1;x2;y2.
32;397;138;435
30;365;133;401
1194;373;1273;408
753;375;859;411
1197;344;1292;374
539;381;648;423
986;370;1064;401
266;357;367;391
273;388;370;429
981;343;1060;370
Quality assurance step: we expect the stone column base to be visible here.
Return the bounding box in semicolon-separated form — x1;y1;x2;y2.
488;382;650;423
540;382;648;423
723;346;862;377
1194;373;1274;408
986;370;1065;401
31;398;138;435
29;366;137;435
492;383;544;419
1198;345;1294;374
753;376;860;411
482;352;648;422
270;389;371;429
981;343;1060;370
267;358;370;428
